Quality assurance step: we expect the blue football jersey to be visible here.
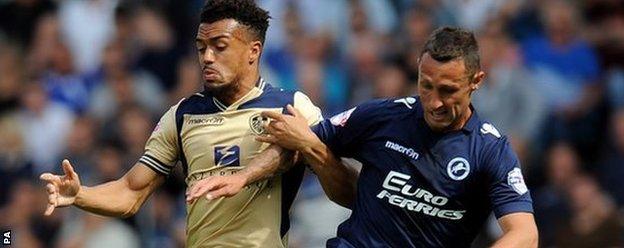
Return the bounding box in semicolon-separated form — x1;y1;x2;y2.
312;97;533;248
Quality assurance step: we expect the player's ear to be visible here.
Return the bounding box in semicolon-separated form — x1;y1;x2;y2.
469;71;485;92
249;40;262;64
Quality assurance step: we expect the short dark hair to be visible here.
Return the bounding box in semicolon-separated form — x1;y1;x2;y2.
200;0;271;43
420;27;480;76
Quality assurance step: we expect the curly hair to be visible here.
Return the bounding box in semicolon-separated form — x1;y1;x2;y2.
420;27;480;76
200;0;271;43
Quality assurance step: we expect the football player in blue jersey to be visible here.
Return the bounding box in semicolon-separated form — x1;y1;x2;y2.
188;27;538;247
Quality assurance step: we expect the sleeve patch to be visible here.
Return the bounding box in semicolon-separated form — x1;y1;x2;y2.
330;107;356;127
507;167;528;195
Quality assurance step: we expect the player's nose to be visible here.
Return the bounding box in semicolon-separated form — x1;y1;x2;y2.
203;49;216;64
427;96;444;110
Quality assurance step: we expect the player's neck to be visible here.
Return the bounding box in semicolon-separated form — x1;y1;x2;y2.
215;71;260;106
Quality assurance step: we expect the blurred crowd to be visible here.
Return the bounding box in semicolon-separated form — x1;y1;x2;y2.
0;0;623;247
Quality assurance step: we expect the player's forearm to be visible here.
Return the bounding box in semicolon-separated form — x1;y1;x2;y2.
74;179;151;218
300;138;358;209
491;227;538;248
238;144;296;185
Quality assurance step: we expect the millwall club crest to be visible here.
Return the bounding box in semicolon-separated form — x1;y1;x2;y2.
249;113;269;135
447;157;470;181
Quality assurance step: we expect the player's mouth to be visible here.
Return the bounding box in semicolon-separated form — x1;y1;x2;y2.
203;68;220;81
430;109;448;121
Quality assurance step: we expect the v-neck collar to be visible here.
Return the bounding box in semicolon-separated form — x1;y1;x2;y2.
211;77;267;112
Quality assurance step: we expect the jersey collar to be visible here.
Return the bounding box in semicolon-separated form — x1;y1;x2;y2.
415;101;480;134
210;77;267;111
461;104;480;133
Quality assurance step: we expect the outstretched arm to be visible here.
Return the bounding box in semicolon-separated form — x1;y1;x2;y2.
40;159;164;217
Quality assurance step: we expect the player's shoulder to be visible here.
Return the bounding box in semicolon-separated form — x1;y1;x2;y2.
239;83;298;109
172;91;216;115
329;96;419;128
354;96;420;118
471;118;515;164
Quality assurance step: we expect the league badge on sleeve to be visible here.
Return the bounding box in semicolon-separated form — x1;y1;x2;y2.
152;121;161;133
507;167;528;195
330;107;356;127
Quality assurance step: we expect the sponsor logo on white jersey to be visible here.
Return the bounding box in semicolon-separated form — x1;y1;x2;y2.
507;167;528;195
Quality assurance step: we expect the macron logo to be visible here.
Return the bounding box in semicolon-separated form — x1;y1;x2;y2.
385;141;419;160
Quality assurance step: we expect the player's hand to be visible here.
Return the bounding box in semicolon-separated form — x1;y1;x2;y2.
185;174;247;204
257;104;318;151
39;159;81;216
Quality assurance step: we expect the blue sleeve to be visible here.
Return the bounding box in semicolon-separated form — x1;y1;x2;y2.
485;138;534;219
311;99;389;157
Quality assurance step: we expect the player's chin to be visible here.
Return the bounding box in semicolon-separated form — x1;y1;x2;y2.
425;116;452;131
203;80;229;91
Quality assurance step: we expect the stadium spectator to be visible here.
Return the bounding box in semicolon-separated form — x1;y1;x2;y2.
42;41;96;114
58;0;118;72
0;0;56;48
88;40;165;120
554;174;624;247
597;109;624;206
522;0;605;158
19;82;74;173
472;18;545;164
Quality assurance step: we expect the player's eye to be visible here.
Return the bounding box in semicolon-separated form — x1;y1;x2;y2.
420;82;433;90
215;43;228;51
440;87;458;95
197;46;206;53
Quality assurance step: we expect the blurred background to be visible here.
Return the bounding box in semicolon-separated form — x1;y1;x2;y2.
0;0;623;247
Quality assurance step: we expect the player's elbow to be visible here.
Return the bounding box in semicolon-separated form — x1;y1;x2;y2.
120;188;149;218
119;198;141;218
509;224;538;248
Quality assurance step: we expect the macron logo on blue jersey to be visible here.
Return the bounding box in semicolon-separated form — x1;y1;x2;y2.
385;141;420;160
